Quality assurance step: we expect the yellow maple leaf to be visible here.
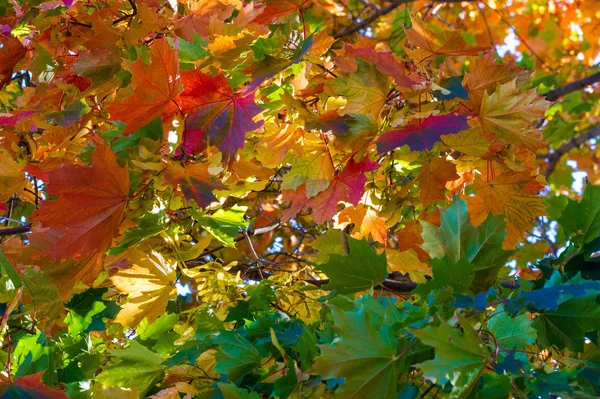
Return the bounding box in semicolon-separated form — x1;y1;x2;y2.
386;248;430;283
111;248;177;327
441;128;491;157
464;172;547;249
477;80;549;152
418;157;459;207
0;149;27;202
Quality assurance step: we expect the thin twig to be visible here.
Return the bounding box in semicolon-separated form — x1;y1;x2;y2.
542;70;600;101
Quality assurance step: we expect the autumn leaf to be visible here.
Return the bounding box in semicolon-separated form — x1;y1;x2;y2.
418;157;459;207
110;248;177;326
377;113;469;153
281;149;335;198
464;172;547;249
337;204;387;244
174;69;263;163
165;161;226;208
253;0;310;25
175;0;235;41
0;149;27;202
476;80;549;152
386;248;430;283
344;44;417;88
441;128;491;157
406;18;489;57
0;34;26;89
462;52;529;108
108;39;180;135
282;157;380;224
0;372;68;398
327;60;389;118
32;140;130;259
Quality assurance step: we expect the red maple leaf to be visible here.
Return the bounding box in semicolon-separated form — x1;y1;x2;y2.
174;69;263;163
376;113;469;153
282;157;380;224
32;140;130;259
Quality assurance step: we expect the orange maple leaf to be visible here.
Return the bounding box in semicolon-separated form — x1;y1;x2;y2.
464;172;547;249
32;141;130;259
107;39;180;135
418;157;459;208
406;18;489;57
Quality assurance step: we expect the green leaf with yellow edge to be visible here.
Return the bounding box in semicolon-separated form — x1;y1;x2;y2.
412;321;489;398
327;59;389;118
477;80;549;152
313;302;403;398
316;237;387;295
281;150;335;198
214;331;262;381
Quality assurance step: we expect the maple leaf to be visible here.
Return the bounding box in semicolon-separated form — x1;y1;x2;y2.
165;161;226;208
282;157;380;224
175;0;235;41
337;204;388;244
108;39;180;135
281;149;334;198
462;52;529;108
0;372;68;398
476;80;549;152
327;60;389;118
344;44;417;88
441;128;492;157
32;140;130;259
418;157;459;207
406;18;489;57
252;0;310;25
0;34;26;89
376;113;469;153
464;172;547;249
0;149;27;202
110;248;177;326
174;69;263;163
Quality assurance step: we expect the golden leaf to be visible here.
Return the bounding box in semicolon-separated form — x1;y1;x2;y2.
477;80;549;152
111;248;177;327
464;172;547;249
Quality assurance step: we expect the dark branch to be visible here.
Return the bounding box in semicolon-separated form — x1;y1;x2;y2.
542;71;600;102
539;125;600;180
333;0;477;39
0;225;32;237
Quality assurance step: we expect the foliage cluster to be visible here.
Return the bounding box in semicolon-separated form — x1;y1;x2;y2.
1;0;600;398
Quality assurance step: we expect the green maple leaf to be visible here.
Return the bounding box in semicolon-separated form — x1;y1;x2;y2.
487;306;537;350
559;183;600;245
214;331;262;381
412;321;489;398
313;303;404;398
533;293;600;352
316;237;387;295
427;255;474;293
95;341;164;397
421;196;512;290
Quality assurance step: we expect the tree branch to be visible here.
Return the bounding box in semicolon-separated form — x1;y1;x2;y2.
538;125;600;180
333;0;477;39
542;70;600;102
0;225;31;237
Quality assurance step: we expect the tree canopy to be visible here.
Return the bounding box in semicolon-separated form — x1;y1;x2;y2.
1;0;600;398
